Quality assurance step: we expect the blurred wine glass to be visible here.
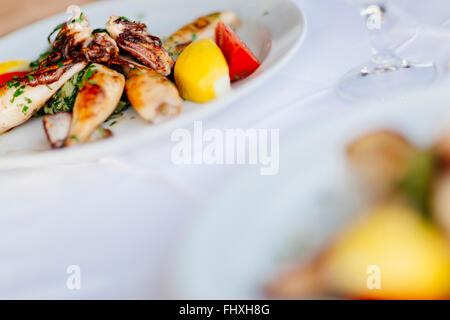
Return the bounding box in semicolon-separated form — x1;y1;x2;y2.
338;0;436;100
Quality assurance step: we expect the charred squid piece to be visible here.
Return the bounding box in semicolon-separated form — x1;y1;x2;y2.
43;112;72;148
65;64;125;146
82;32;119;64
123;65;182;123
0;61;87;134
106;15;174;76
163;11;241;59
41;9;92;67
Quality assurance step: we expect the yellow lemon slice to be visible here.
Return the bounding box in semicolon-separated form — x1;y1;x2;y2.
174;39;230;103
322;206;450;299
0;60;30;74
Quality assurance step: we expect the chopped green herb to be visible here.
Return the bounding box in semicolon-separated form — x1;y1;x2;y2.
47;23;64;44
57;61;64;67
36;71;84;116
92;28;108;34
84;64;97;81
233;74;240;80
25;97;32;104
192;33;197;40
10;87;25;103
22;106;29;114
120;16;130;22
27;74;35;81
46;85;53;90
70;135;79;141
88;80;98;85
263;11;270;16
109;121;117;126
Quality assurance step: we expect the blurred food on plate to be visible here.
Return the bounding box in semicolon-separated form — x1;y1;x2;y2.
267;129;450;300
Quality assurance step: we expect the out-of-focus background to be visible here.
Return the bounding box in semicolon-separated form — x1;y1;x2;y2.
0;0;94;37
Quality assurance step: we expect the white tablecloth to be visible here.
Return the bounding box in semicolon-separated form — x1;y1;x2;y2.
0;0;449;298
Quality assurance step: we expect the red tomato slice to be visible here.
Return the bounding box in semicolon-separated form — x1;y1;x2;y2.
215;21;261;81
0;71;29;85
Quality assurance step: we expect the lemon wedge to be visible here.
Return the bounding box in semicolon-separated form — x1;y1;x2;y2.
322;206;450;299
174;39;230;103
0;60;30;74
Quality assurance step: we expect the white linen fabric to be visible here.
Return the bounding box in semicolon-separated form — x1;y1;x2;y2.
0;0;449;298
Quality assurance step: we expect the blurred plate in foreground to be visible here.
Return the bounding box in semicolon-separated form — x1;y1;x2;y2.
172;84;450;299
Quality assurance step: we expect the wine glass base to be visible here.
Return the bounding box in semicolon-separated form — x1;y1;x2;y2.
337;60;437;101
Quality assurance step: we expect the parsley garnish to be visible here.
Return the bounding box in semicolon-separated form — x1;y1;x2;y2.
11;88;24;103
7;80;19;89
92;28;108;34
22;106;29;115
25;97;32;104
47;23;64;44
84;65;97;80
192;33;197;40
57;61;64;68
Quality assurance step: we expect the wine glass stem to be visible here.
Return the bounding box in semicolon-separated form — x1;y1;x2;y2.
361;2;397;65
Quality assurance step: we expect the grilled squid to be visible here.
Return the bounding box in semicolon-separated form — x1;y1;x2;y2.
106;15;174;76
41;10;93;68
163;11;241;59
65;64;125;146
0;61;87;134
123;65;182;123
83;32;119;64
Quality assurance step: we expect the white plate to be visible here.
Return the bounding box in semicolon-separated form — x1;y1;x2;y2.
171;84;450;299
0;0;306;170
